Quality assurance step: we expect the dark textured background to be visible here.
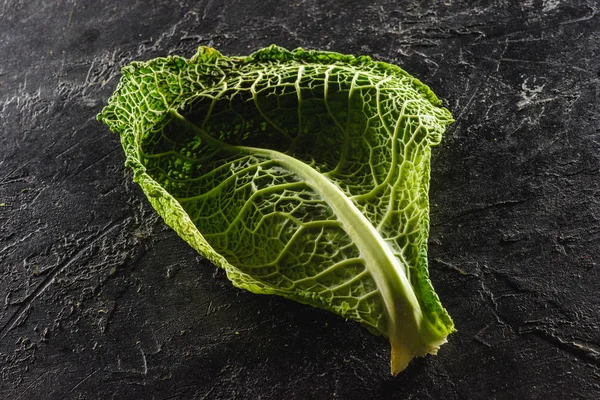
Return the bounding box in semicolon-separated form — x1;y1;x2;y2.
1;1;599;398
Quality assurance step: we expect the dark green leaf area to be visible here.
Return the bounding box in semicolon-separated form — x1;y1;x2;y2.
134;65;395;333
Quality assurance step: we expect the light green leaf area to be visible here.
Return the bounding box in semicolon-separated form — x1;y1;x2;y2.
98;45;455;374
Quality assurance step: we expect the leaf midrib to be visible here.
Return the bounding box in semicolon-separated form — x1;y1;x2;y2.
168;109;424;339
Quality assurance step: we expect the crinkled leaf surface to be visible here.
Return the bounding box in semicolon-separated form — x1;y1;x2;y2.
98;45;455;374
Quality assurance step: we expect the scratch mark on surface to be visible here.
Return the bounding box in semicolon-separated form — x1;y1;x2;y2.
49;117;97;156
473;324;493;347
0;231;38;262
201;0;215;20
199;387;215;400
66;2;75;28
154;293;227;335
517;78;546;110
0;218;129;341
54;138;84;158
139;345;148;375
11;370;55;400
17;2;54;24
559;4;597;25
68;148;120;180
69;369;99;393
0;161;32;186
452;39;509;128
431;198;530;227
499;58;591;75
529;328;600;367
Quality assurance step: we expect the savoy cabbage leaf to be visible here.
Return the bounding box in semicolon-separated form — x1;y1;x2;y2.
98;45;455;374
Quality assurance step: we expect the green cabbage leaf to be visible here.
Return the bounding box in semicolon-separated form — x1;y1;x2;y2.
97;45;455;374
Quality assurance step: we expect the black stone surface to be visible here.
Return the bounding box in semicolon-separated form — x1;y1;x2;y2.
1;1;599;399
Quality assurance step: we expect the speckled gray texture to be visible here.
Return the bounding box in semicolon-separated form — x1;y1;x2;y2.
1;1;599;399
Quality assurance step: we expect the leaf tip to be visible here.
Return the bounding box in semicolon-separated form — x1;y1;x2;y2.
388;319;453;375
